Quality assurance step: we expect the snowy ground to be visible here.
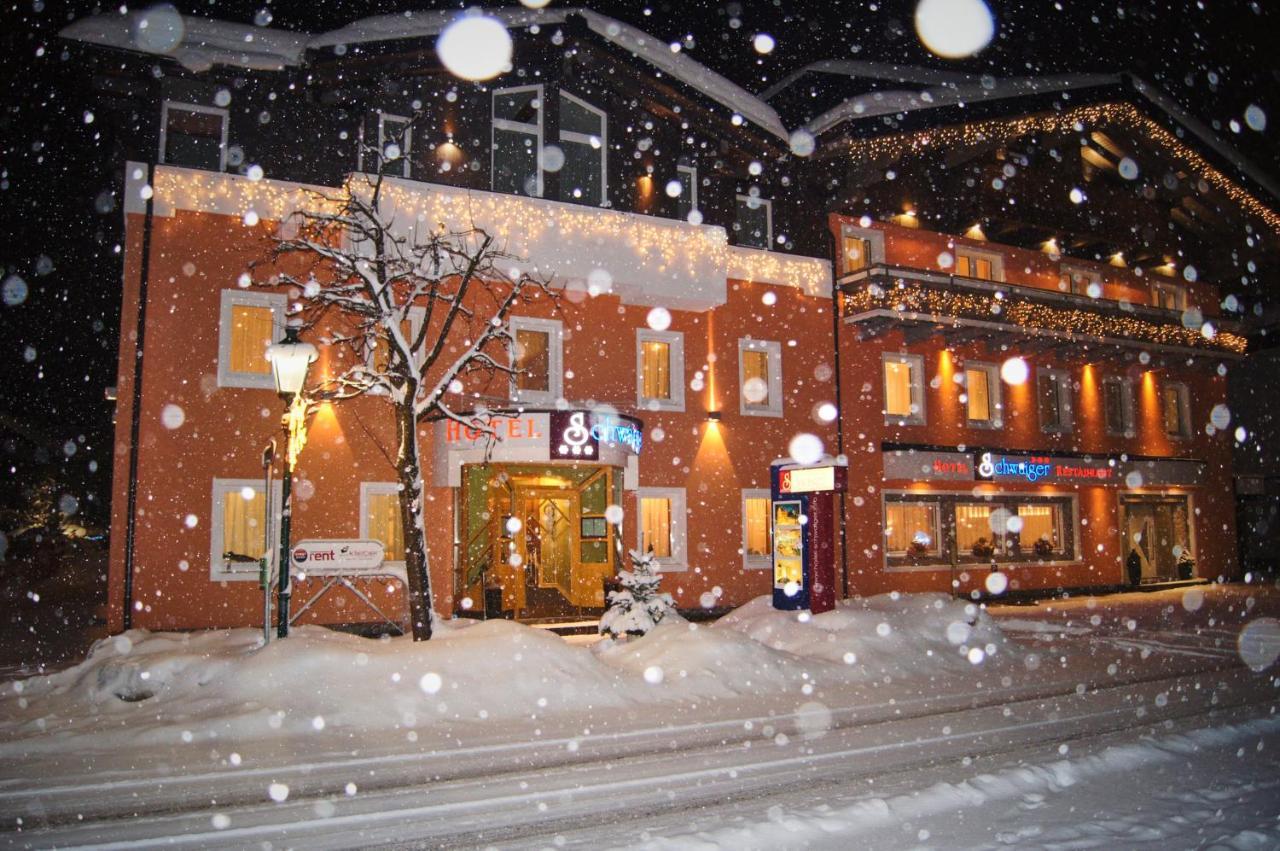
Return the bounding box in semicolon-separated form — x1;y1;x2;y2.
1;583;1277;848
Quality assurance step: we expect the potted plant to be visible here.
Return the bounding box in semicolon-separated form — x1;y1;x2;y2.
1177;550;1196;580
971;537;995;559
1033;537;1054;559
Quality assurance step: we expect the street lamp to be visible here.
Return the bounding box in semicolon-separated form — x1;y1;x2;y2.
265;324;317;638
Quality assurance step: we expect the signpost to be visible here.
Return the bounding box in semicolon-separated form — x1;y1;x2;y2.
287;539;406;634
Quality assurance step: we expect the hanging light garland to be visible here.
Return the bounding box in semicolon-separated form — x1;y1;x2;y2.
840;102;1280;235
843;280;1247;354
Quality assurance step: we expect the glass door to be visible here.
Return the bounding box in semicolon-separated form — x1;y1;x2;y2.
1121;495;1191;582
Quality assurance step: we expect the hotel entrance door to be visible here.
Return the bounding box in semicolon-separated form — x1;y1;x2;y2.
1120;495;1192;583
519;491;578;618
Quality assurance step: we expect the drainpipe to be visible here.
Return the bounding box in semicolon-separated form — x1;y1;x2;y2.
121;162;157;631
827;224;849;600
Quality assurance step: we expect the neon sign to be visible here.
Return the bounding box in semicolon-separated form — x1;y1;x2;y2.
976;451;1114;484
549;411;644;459
591;415;643;454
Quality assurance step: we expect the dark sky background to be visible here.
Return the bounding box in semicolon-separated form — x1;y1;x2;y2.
1;0;1277;528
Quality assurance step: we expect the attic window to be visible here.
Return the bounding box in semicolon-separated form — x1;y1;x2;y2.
159;102;228;171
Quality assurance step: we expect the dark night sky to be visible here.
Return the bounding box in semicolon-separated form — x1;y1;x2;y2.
1;0;1277;525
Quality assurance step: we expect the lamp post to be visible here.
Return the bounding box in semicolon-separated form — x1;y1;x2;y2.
265;325;317;638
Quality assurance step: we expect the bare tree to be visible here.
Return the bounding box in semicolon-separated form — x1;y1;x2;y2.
254;123;555;640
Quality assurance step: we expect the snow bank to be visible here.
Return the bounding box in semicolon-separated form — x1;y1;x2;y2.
0;594;1014;755
716;592;1017;676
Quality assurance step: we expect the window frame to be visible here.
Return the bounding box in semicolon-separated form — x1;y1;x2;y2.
838;223;886;276
1102;375;1136;436
365;305;427;384
635;328;685;412
881;352;926;426
1152;281;1188;312
883;495;944;563
734;193;773;250
159;100;229;172
1162;381;1192;439
376;112;413;178
738;338;783;418
636;486;688;572
508;315;563;405
1061;263;1102;296
954;246;1006;282
210;477;281;582
963;361;1002;429
218;289;287;390
491;84;545;198
1037;367;1074;434
675;163;698;221
741;488;773;570
558;89;607;205
360;481;406;571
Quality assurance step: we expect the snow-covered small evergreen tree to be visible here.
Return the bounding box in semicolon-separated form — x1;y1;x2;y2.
599;549;675;639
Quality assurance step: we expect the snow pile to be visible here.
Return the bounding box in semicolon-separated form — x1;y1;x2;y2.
716;592;1016;675
0;593;1015;755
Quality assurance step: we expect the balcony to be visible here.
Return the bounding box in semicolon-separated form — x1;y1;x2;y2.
839;264;1246;356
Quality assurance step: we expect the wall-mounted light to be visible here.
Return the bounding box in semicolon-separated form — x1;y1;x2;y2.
964;222;987;241
706;410;722;422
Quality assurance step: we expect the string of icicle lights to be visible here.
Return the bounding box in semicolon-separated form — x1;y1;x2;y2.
844;281;1248;354
840;102;1280;235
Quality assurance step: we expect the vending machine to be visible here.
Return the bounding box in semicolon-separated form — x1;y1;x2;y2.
770;459;847;613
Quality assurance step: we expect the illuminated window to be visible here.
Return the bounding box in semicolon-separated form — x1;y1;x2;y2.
955;503;995;556
964;362;1001;427
559;91;606;204
1103;376;1135;436
636;329;684;412
1152;281;1187;311
160;101;228;171
492;85;544;197
882;353;925;424
839;224;885;276
361;482;405;567
509;316;562;404
742;490;772;569
1038;368;1073;433
734;194;773;249
638;487;687;570
1162;382;1191;438
739;339;783;417
675;163;697;221
884;500;941;560
210;478;279;581
218;290;286;389
954;248;1004;281
1015;503;1063;556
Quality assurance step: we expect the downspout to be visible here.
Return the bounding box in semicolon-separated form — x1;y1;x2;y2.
121;161;157;630
827;224;849;599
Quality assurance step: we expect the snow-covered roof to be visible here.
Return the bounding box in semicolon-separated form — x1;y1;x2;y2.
59;6;788;141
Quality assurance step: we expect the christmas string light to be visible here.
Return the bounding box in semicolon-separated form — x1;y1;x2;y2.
844;280;1247;354
840;102;1280;234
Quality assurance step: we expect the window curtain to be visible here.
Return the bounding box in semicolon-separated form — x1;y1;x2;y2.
743;350;770;406
745;497;770;556
366;492;405;562
230;305;274;375
966;368;991;421
642;340;670;399
884;360;912;417
222;489;266;559
640;498;671;558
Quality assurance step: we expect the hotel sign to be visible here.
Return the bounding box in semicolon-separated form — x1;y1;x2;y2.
778;465;847;494
883;450;975;481
975;451;1115;484
884;447;1203;488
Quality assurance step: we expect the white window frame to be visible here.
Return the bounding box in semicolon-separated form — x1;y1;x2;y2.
735;194;773;250
839;223;886;275
360;481;406;572
159;100;229;171
492;84;544;198
738;338;783;417
1038;368;1074;434
509;315;563;405
210;477;281;582
1103;375;1136;436
963;361;1003;429
558;90;607;205
1061;263;1101;296
882;352;926;425
636;329;685;412
741;488;772;570
1152;281;1188;312
1162;381;1192;439
636;486;688;571
218;289;287;390
365;304;427;385
377;112;412;178
676;163;698;219
954;246;1006;282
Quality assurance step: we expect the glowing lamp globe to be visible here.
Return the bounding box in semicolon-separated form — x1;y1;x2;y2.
265;326;318;396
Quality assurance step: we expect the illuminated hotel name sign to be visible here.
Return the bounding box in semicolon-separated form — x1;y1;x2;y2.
440;412;642;459
778;465;846;494
976;452;1114;484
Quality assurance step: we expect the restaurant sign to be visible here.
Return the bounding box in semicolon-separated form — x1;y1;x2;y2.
884;447;1203;488
975;451;1115;484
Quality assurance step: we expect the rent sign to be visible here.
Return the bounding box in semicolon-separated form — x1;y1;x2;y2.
291;539;385;575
